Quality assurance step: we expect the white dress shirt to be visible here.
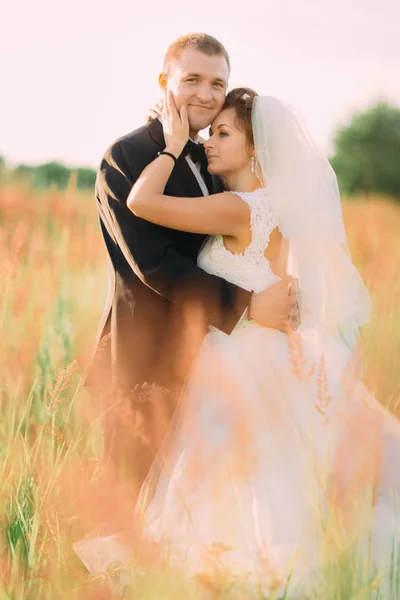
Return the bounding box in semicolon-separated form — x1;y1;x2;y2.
157;116;209;196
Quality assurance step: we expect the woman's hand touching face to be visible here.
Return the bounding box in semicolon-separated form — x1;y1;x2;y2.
162;89;189;158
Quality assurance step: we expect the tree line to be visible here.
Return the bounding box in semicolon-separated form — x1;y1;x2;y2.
0;159;97;190
1;101;400;199
330;102;400;200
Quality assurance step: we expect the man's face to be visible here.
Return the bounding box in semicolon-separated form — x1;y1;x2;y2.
160;48;229;135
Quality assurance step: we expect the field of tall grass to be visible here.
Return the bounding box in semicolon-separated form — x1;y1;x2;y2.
1;180;400;599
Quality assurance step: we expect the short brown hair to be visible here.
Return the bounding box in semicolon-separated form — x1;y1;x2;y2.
163;33;230;74
222;87;259;146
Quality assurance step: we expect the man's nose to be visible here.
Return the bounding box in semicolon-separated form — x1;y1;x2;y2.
196;83;214;103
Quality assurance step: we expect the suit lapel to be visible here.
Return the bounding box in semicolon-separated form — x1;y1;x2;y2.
177;157;207;197
146;118;164;148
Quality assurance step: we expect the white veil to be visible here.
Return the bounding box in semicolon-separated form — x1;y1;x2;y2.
252;96;371;347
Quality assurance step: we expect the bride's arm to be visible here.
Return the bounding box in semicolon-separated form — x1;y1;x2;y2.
127;162;249;235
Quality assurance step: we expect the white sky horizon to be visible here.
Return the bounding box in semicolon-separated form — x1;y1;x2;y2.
2;0;400;169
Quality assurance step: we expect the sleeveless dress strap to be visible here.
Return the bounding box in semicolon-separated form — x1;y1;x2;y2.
231;189;279;265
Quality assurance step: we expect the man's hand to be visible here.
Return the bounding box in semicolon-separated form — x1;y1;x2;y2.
288;277;301;331
249;275;300;333
145;99;163;123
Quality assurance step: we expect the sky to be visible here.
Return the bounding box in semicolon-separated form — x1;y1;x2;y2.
2;0;400;168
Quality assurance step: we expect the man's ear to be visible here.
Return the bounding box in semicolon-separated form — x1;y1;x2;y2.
159;72;168;91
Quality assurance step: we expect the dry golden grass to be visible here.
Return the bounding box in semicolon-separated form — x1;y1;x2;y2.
0;182;399;599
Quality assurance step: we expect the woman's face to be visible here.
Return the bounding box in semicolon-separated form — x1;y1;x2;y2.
204;108;252;175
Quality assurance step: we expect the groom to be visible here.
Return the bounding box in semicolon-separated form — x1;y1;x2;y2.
87;33;295;489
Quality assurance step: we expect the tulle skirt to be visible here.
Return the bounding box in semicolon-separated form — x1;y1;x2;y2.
73;322;400;595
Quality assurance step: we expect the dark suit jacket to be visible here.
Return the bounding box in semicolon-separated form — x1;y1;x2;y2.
86;118;251;395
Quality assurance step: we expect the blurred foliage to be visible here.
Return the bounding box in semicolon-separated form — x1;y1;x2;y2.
0;160;97;190
331;102;400;200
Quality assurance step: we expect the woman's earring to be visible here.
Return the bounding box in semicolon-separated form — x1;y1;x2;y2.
251;156;255;173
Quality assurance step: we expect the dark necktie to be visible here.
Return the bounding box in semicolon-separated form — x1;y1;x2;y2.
181;140;206;164
180;139;211;193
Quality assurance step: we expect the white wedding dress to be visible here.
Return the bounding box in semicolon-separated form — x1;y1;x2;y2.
74;188;400;596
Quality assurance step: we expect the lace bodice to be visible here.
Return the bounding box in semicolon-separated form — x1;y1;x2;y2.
197;188;281;293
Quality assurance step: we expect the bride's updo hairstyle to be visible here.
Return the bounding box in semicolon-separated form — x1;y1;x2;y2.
222;87;259;147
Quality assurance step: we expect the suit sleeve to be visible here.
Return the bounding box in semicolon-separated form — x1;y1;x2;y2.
96;137;251;335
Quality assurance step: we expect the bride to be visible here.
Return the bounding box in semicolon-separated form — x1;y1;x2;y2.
73;88;400;595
